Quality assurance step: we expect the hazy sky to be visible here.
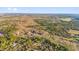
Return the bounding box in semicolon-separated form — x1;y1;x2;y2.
0;7;79;14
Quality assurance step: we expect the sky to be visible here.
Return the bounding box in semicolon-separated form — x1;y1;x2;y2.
0;7;79;14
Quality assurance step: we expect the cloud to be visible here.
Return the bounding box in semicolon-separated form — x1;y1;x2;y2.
7;8;18;11
13;8;18;11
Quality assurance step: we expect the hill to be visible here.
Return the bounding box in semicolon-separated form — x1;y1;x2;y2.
0;14;79;51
